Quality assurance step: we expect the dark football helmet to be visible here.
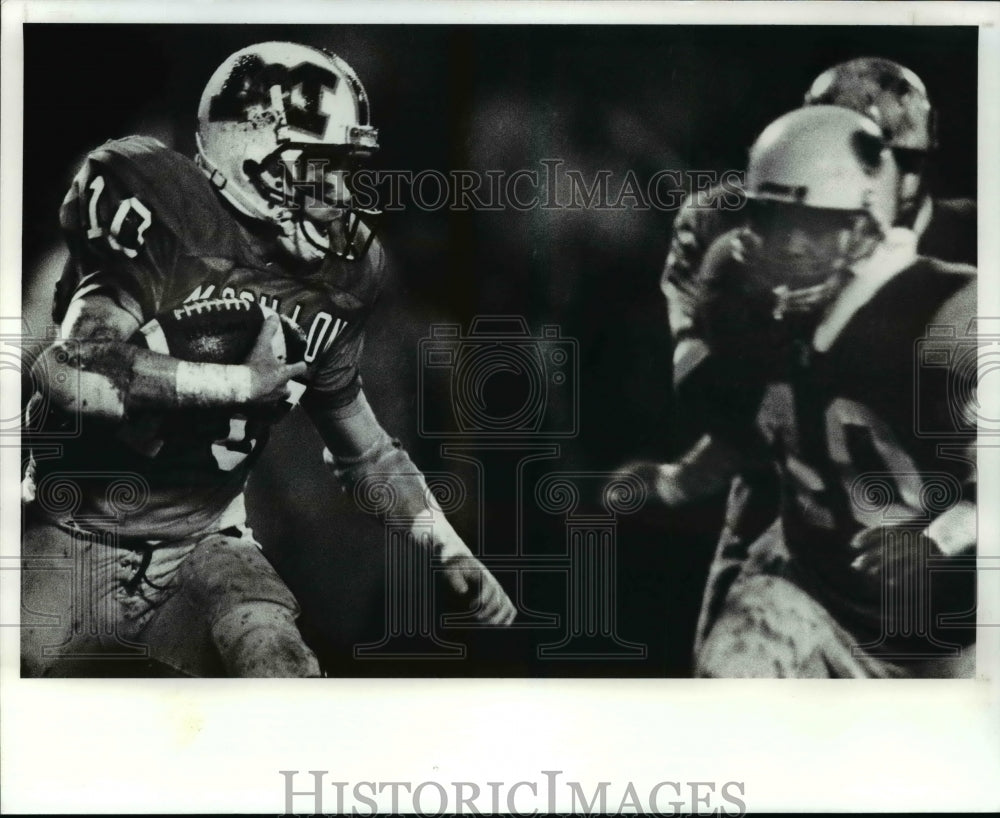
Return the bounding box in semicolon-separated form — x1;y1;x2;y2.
804;57;934;221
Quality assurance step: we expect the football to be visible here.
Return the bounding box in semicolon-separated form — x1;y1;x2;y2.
117;297;308;458
130;297;306;366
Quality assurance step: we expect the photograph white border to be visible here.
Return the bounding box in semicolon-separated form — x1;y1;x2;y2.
2;2;998;813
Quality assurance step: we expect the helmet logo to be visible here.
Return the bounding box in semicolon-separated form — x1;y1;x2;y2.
850;128;886;175
209;57;343;139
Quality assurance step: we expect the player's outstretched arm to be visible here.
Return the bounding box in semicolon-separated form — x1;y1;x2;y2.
306;391;516;626
34;294;306;421
614;433;749;508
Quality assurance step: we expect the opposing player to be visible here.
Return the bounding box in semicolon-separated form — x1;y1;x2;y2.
639;57;977;658
664;56;974;382
676;107;977;676
22;42;516;678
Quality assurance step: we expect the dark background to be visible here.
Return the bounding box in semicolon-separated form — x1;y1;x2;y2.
22;24;978;676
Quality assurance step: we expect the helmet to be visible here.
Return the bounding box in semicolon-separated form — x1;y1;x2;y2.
803;57;935;152
744;106;899;318
196;42;379;261
747;106;898;228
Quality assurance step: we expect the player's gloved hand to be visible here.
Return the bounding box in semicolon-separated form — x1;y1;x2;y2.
438;551;517;626
245;313;308;408
611;461;691;507
731;226;762;265
848;526;944;595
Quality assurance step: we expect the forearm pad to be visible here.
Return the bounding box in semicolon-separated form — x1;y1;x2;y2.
923;500;977;557
323;431;469;559
34;338;251;421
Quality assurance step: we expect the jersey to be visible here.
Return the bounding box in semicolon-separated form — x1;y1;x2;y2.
746;259;976;629
913;197;977;267
28;136;387;540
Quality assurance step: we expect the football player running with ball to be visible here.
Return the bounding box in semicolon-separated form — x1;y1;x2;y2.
22;42;515;678
664;106;977;677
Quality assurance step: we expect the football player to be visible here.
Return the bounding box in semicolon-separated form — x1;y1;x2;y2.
665;56;975;385
22;42;516;678
637;57;977;659
676;107;977;676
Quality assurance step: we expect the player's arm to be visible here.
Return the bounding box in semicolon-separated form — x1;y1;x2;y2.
666;231;752;396
914;274;977;559
33;293;305;421
922;501;976;556
36;147;304;421
304;391;516;625
662;193;713;351
615;432;755;508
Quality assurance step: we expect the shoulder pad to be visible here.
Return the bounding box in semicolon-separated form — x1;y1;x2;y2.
928;271;976;332
61;136;224;244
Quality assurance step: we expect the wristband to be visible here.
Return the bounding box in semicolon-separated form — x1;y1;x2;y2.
175;361;252;407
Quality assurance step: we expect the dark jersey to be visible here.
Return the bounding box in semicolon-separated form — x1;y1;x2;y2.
914;197;977;266
747;259;976;615
30;136;387;539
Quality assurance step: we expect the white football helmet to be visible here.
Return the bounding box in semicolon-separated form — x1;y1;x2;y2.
196;42;379;261
744;105;899;318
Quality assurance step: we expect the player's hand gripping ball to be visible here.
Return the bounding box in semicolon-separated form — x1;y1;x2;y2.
125;298;308;447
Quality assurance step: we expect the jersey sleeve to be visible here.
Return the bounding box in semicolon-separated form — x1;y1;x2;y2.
54;145;176;325
302;246;389;413
661;194;712;338
661;184;745;338
302;318;369;412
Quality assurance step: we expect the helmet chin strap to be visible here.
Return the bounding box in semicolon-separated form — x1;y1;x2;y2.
276;215;329;263
771;270;849;321
195;133;288;226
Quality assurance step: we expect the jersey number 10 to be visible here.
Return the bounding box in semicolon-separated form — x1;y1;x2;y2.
85;175;153;259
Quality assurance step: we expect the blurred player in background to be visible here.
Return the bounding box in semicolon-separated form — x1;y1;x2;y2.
21;42;515;678
665;57;975;380
628;57;977;663
661;106;977;677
